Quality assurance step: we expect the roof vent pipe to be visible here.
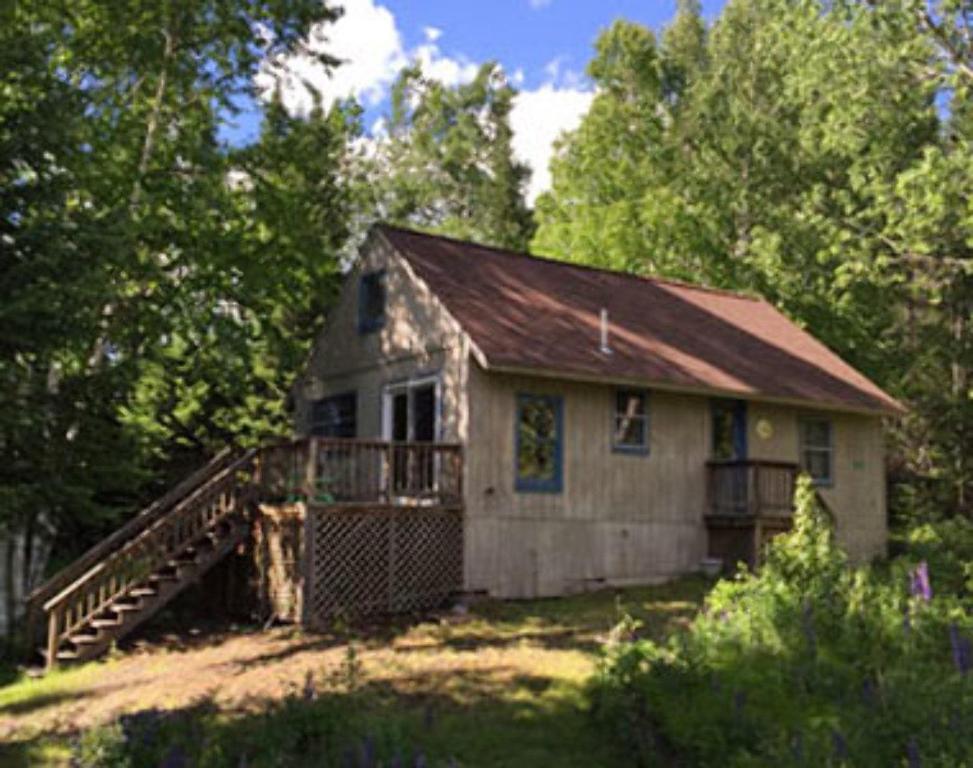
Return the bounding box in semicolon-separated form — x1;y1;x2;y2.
600;308;612;355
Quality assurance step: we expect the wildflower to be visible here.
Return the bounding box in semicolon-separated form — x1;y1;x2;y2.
360;735;376;768
861;677;877;709
832;729;849;761
160;745;188;768
910;561;932;602
949;623;972;676
907;738;921;768
733;690;747;719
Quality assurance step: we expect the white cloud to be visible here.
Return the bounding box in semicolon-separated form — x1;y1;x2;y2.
511;83;592;203
257;0;477;115
529;0;553;8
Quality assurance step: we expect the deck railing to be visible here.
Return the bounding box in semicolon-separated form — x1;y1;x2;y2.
706;460;799;518
256;437;464;507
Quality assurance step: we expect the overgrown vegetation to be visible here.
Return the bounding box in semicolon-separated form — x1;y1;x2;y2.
591;477;973;766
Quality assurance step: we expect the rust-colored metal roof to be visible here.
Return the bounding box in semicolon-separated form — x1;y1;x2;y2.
380;225;902;415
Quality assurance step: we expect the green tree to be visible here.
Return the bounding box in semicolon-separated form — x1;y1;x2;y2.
0;0;344;641
534;0;971;512
370;62;534;251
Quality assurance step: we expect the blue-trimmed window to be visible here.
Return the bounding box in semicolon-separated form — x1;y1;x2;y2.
613;390;649;453
799;417;833;486
515;394;563;493
358;270;386;333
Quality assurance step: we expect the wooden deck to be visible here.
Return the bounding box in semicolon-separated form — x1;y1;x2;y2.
26;437;465;669
704;460;798;571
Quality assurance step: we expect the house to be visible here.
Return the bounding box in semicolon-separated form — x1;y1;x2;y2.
29;224;903;669
294;225;902;599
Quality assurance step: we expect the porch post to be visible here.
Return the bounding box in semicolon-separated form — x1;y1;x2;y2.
304;438;319;500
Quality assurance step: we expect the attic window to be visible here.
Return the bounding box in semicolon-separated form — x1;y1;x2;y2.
358;270;386;334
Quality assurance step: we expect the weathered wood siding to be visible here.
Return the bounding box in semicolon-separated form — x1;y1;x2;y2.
294;234;469;442
747;403;887;562
464;367;711;598
465;366;888;598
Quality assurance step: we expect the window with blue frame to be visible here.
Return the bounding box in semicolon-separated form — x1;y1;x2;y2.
358;270;386;333
799;417;834;485
613;390;649;453
515;394;563;493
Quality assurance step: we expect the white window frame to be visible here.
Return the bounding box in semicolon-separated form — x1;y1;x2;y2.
612;389;650;454
799;416;834;486
381;373;442;443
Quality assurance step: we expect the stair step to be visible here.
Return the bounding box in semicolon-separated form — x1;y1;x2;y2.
56;649;80;661
111;601;142;613
149;571;180;583
90;618;122;629
129;587;157;598
69;634;101;645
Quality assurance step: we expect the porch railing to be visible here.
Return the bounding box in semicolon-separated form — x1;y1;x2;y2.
706;460;799;517
255;437;464;507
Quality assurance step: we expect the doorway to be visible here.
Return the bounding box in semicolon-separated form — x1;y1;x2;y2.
383;376;441;497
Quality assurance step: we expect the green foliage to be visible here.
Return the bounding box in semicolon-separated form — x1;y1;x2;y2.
591;480;973;766
72;695;418;768
535;0;973;513
0;0;349;640
368;62;535;251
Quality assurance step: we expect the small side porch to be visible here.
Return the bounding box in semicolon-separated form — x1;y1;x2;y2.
704;460;799;572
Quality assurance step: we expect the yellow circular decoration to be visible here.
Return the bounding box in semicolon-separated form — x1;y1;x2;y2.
756;418;774;440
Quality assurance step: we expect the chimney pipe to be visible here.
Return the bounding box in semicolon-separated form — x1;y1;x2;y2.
600;308;612;354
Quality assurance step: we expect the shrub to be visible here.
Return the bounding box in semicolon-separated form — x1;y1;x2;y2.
591;476;973;767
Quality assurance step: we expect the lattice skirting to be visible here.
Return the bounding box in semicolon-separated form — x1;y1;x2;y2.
305;505;463;626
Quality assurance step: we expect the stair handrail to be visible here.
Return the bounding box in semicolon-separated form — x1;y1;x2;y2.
26;447;240;613
39;450;257;665
42;449;258;615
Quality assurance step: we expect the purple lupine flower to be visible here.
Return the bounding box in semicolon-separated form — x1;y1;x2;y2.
832;729;849;761
949;623;972;675
861;677;877;709
907;738;921;768
160;745;188;768
360;735;376;768
733;690;747;719
910;561;932;602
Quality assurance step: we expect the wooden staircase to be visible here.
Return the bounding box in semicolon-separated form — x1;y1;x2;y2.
25;448;259;669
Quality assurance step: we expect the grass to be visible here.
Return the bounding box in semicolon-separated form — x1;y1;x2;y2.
0;577;711;767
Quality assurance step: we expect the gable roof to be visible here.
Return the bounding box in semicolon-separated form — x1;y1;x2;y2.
378;225;903;416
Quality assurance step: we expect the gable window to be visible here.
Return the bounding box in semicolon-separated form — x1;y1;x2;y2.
613;390;649;453
515;394;563;493
358;270;386;333
310;392;357;438
799;417;833;485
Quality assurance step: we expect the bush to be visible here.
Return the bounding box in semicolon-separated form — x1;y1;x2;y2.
72;687;431;767
591;476;973;767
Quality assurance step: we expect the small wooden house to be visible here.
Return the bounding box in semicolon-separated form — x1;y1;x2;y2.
294;226;902;599
30;225;903;667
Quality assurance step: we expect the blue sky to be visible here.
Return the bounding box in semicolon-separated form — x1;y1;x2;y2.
234;0;727;200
